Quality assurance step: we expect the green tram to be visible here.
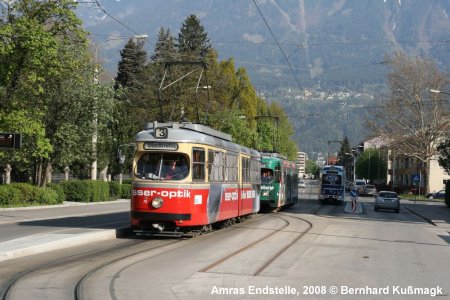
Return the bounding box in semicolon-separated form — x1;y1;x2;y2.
260;152;299;209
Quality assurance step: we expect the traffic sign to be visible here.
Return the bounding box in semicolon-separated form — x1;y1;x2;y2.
411;173;420;182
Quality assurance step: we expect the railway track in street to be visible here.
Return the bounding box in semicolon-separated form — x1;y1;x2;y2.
1;203;324;299
199;204;322;276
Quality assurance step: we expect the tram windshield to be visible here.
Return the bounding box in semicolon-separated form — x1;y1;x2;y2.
321;173;342;185
261;168;274;183
135;153;189;180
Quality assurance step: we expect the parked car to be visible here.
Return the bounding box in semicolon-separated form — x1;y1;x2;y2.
364;184;377;196
374;191;400;213
425;190;446;199
298;180;306;188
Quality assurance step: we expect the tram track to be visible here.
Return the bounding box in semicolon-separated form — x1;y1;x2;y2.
1;204;323;299
73;213;277;299
73;239;184;300
0;238;177;300
199;203;323;276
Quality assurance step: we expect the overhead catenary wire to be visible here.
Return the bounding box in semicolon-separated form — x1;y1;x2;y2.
252;0;303;90
94;0;141;36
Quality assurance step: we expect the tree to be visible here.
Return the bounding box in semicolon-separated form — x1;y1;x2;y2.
115;38;148;92
355;148;387;183
368;51;450;192
337;136;352;166
177;14;211;58
306;160;320;178
112;38;150;178
437;139;450;175
151;27;177;62
0;0;96;186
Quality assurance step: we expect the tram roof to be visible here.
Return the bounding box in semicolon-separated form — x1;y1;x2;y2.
260;152;287;160
321;165;345;171
136;121;260;156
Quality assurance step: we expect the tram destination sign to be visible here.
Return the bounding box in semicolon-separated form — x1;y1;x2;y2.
0;133;22;149
144;142;178;151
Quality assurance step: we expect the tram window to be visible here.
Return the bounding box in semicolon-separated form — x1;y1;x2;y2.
208;150;214;181
274;166;281;182
224;154;228;182
262;168;274;183
216;151;223;182
135;153;189;180
193;148;205;181
226;153;237;182
251;158;261;183
241;157;250;182
208;150;225;182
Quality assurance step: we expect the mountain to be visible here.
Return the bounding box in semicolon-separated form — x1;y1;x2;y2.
75;0;450;157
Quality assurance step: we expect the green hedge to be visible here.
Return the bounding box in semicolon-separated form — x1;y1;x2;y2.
0;185;22;206
60;180;91;202
47;183;66;203
120;184;131;199
35;188;59;205
108;181;121;200
60;180;109;202
0;180;131;207
9;183;37;204
0;183;62;207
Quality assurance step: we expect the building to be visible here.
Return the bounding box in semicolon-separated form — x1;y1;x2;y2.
359;137;449;193
388;152;449;194
296;152;307;178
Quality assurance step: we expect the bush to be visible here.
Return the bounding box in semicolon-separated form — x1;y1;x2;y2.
120;184;131;199
35;188;59;205
0;185;22;206
60;180;91;202
88;181;109;202
108;181;121;200
9;183;38;204
47;183;66;203
60;180;110;202
0;183;62;206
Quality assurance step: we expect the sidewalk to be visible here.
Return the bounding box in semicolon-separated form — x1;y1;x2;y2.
401;199;450;229
0;200;131;262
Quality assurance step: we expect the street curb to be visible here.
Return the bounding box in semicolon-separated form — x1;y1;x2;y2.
404;206;437;226
0;199;130;211
0;226;133;263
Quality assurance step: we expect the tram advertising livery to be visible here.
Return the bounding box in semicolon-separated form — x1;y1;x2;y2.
260;153;298;210
131;121;261;236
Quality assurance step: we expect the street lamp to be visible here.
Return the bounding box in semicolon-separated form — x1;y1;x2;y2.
350;144;364;181
430;89;450;96
91;34;148;180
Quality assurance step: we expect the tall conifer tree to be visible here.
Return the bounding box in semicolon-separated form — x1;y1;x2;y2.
177;14;211;58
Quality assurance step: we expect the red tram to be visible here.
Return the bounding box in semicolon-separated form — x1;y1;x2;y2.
130;121;261;236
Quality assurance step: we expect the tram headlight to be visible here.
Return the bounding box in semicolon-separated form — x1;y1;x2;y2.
151;197;164;208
